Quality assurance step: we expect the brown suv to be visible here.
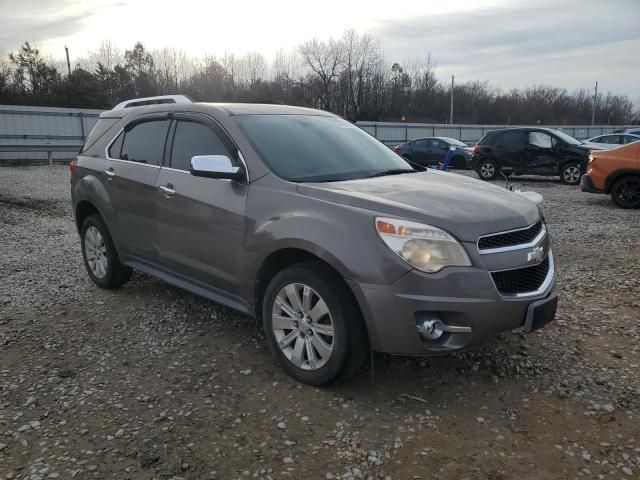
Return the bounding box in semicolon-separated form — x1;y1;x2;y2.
71;95;557;385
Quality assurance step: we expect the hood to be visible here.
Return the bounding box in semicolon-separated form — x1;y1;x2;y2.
297;170;540;242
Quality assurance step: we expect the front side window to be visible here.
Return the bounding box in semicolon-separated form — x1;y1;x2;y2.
529;132;553;149
624;135;639;144
234;115;414;182
116;119;170;166
170;121;233;171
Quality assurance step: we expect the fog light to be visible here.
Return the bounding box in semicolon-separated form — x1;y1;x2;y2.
416;315;472;341
417;319;445;340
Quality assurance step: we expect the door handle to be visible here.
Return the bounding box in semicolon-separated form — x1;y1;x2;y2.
159;184;176;197
104;167;115;178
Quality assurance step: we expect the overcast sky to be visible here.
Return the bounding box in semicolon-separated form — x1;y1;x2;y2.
1;0;638;99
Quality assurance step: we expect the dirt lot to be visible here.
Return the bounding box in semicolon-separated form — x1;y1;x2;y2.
1;166;639;480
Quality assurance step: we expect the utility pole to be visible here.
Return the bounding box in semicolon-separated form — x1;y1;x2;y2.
591;81;598;125
64;46;71;75
450;75;454;125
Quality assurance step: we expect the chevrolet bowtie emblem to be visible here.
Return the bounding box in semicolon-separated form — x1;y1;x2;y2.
527;245;545;264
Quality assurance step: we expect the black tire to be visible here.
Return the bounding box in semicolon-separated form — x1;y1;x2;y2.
610;176;640;209
476;159;498;180
262;262;367;386
560;162;582;185
80;214;132;288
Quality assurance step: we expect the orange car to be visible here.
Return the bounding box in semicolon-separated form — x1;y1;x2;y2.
581;140;640;208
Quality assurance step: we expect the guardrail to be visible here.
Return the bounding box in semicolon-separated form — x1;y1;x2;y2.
0;144;82;165
357;121;635;146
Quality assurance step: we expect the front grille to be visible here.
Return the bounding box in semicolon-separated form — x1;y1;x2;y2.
479;220;543;250
491;255;550;295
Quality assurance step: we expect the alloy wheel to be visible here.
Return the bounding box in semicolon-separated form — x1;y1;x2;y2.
612;178;640;208
271;283;335;371
563;165;581;184
480;162;495;178
85;226;108;278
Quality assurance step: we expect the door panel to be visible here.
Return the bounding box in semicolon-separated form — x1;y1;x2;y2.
106;116;170;262
526;132;558;174
495;131;526;171
155;114;248;297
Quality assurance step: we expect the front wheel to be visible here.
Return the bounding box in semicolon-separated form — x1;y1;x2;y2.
560;162;582;185
476;159;498;180
610;176;640;208
262;263;367;385
80;214;132;288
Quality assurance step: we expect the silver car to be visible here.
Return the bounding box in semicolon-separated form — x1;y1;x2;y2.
71;95;558;385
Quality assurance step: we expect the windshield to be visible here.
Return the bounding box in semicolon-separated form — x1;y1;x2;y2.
234;115;414;182
552;129;582;145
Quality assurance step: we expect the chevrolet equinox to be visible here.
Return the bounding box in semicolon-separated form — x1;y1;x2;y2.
71;95;558;385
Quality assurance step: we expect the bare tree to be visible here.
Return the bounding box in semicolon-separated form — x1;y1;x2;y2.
299;37;344;110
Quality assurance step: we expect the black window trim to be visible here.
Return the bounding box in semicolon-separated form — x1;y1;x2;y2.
164;112;249;181
104;113;172;169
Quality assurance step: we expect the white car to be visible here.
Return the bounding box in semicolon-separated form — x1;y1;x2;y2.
585;133;640;149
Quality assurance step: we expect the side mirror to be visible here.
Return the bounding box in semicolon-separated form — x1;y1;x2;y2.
190;155;243;180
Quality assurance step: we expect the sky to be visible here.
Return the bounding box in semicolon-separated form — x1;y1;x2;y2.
1;0;639;99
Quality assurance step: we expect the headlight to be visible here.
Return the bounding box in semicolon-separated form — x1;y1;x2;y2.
375;217;471;273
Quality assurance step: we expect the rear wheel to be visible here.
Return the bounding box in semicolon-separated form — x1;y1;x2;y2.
476;159;498;180
262;263;367;385
610;176;640;208
80;214;132;288
560;162;582;185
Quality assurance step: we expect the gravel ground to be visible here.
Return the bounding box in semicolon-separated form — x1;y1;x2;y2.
1;166;639;480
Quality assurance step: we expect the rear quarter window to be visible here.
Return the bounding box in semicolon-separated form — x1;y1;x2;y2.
80;118;119;155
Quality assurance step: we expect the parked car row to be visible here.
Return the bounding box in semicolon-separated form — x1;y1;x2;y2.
394;126;639;207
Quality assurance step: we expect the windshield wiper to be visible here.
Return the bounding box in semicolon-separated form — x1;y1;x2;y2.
367;168;415;178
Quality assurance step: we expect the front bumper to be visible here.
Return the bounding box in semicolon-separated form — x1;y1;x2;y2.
581;174;606;194
348;251;557;355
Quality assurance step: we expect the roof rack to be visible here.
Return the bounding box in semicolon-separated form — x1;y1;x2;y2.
112;95;193;110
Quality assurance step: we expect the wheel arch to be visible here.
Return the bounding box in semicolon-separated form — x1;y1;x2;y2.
604;169;640;193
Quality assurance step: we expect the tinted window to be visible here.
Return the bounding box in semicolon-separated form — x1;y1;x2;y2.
170;121;233;171
430;139;446;148
600;135;620;144
624;135;639;144
80;118;118;154
234;115;414;182
529;132;553;148
119;119;170;165
499;131;524;145
591;136;603;142
414;139;429;148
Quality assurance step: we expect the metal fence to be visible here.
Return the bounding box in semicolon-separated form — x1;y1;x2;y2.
356;121;635;146
0;105;102;164
1;104;635;164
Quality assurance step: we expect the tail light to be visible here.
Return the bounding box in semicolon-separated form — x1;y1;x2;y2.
472;145;481;155
393;145;401;152
69;159;77;183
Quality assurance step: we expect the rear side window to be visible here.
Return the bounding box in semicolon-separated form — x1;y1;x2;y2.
624;135;638;144
80;118;119;154
116;119;170;166
170;121;234;171
498;131;524;145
